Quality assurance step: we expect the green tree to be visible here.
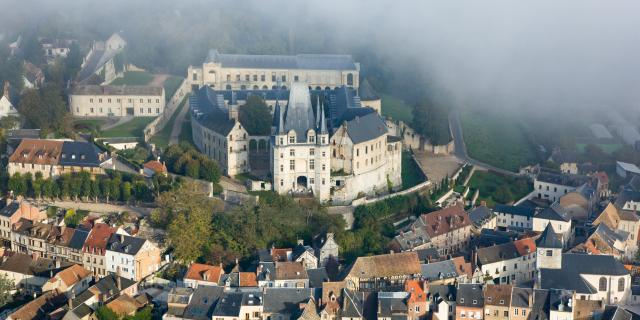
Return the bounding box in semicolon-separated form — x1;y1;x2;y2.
95;305;118;320
32;172;44;200
185;159;200;178
100;178;112;203
412;98;451;145
200;159;221;183
239;95;271;135
0;273;13;307
121;182;133;203
8;173;26;196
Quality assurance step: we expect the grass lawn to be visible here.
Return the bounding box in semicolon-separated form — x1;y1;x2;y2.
576;143;622;154
402;151;426;190
73;119;105;133
381;93;413;123
468;170;532;206
149;98;187;148
461;110;539;172
163;76;184;102
101;117;156;137
110;71;154;85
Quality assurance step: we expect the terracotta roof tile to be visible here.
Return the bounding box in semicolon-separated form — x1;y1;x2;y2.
83;223;117;255
184;263;224;283
9;139;63;165
275;261;308;280
143;160;167;174
238;272;258;287
49;264;91;287
346;252;421;279
421;204;471;238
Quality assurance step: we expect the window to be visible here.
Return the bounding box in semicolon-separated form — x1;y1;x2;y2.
280;165;283;172
294;75;299;82
290;160;295;170
261;75;266;81
99;98;102;103
253;75;258;81
245;74;250;81
282;75;286;82
272;74;276;82
322;164;326;171
156;108;160;113
618;277;625;292
522;310;527;316
546;250;553;256
347;73;354;86
460;298;464;304
90;98;93;103
192;73;197;81
289;136;295;143
310;148;315;156
310;160;315;170
514;309;518;316
599;277;607;291
290;149;295;156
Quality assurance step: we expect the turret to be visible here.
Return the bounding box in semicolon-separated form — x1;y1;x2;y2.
536;223;563;270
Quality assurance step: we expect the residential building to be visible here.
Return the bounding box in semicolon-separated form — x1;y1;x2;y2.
493;204;535;231
0;200;47;247
64;273;137;319
377;291;409;320
77;32;127;83
455;283;483;320
0;253;70;295
7;289;66;320
187;49;360;91
211;291;263;320
617;161;640;178
420;257;471;285
341;251;421;291
572;223;628;258
404;280;428;320
533;169;596;203
509;287;533;320
483;284;512;320
83;223;118;276
427;284;457;320
23;62;44;89
614;190;640;212
592;202;640;259
317;232;339;267
143;159;168;177
468;205;497;231
532;204;572;248
40;38;73;59
262;288;314;320
41;264;93;298
476;238;537;285
292;240;318;270
269;261;309;288
69;85;165;117
105;233;161;281
558;184;596;221
183;263;224;288
0;81;19;119
8;139;112;179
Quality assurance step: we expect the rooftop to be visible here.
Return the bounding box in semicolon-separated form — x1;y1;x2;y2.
72;85;164;96
206;49;358;71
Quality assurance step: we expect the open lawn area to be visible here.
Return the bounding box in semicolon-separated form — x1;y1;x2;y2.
109;71;154;85
381;93;413;123
461;110;539;172
101;117;155;137
402;151;426;190
576;143;622;154
468;170;532;207
149;98;187;148
163;76;184;101
73;119;105;133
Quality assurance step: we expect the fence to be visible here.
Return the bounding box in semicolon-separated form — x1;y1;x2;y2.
144;78;189;142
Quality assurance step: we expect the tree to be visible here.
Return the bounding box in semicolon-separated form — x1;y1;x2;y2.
8;173;26;196
95;305;119;320
100;178;112;203
239;95;271;135
185;159;200;178
200;159;221;183
412;98;451;145
32;172;44;200
0;273;12;308
121;182;133;203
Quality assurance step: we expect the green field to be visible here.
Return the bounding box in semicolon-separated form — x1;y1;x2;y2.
576;143;622;154
401;151;426;190
381;93;413;123
163;76;184;102
101;117;155;137
468;170;532;207
461;110;539;172
149;98;187;148
110;71;154;85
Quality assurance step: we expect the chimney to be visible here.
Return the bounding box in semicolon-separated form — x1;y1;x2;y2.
116;273;122;290
3;81;9;98
528;291;533;307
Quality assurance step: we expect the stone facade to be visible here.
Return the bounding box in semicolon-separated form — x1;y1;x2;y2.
69;85;165;117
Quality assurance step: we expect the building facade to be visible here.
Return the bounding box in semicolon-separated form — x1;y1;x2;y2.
69;85;165;117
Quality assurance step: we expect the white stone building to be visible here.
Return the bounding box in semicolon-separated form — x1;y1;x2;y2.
493;204;535;231
532;170;596;203
0;82;19;121
105;233;161;281
187;49;360;91
532;205;572;248
476;238;537;285
69;85;165;117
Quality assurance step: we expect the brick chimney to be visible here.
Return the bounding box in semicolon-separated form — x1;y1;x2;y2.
3;81;9;98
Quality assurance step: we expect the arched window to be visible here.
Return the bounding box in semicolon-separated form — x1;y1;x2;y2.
253;85;259;90
262;85;268;90
618;278;625;292
347;73;354;86
599;277;607;291
281;85;287;90
315;86;322;90
240;85;247;90
225;85;232;90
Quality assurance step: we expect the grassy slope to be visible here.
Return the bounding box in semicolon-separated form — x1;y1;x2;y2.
149;98;187;148
163;76;184;102
109;71;154;85
101;117;156;137
468;170;532;207
381;93;413;123
461;110;538;172
401;151;426;190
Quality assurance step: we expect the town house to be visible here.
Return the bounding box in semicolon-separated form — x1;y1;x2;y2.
342;251;421;292
0;200;47;247
105;233;161;281
83;223;118;276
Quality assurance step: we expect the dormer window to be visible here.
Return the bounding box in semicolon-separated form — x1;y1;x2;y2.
80;154;86;160
71;154;76;159
61;153;66;159
289;135;295;143
308;135;315;143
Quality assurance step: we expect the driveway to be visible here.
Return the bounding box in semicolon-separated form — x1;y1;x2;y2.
48;200;153;217
168;99;189;145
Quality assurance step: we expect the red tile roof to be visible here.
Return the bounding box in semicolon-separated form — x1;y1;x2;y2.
513;238;536;256
83;223;117;255
239;272;258;287
143;160;167;174
404;280;426;302
184;263;224;283
421;204;471;238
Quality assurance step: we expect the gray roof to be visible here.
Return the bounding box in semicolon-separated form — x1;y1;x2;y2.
510;287;532;308
206;49;357;71
536;223;563;249
59;141;106;167
529;289;550;320
377;292;408;317
343;112;388;144
68;229;89;250
183;286;225;320
539;254;629;293
427;285;456;303
107;234;146;255
0;202;19;218
212;292;244;317
477;242;519;266
415;248;440;262
494;204;535;218
457;284;484;307
71;85;163;96
262;288;312;315
282;83;317;139
342;289;365;318
191;86;237;136
420;260;458;282
306;268;329;288
358;79;379;101
535;205;570;222
602;306;633;320
615;190;640;208
535;171;594;188
468;206;493;226
591;223;627;250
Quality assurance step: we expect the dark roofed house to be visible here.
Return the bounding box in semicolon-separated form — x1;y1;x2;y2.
468;205;495;230
183;285;225;320
7;289;66;320
263;288;313;320
456;284;484;319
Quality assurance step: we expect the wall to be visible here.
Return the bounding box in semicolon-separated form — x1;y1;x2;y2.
385;120;455;155
70;91;165;117
143;78;188;142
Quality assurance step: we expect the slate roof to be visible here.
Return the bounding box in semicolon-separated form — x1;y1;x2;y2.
212;292;244;317
494;204;535;217
262;288;313;315
539;253;629;293
536;170;594;188
206;49;358;71
602;306;633;320
0;202;19;217
615;190;640;209
378;292;409;317
477;242;520;265
183;285;224;320
107;233;146;255
415;248;440;262
358;79;379;101
536;223;563;249
282;83;318;139
341;289;365;318
343;112;388;144
427;284;457;303
535;205;570;222
529;289;550;320
510;287;532;308
68;229;89;250
306;268;329;288
457;284;484;307
59;141;107;167
420;260;458;281
343;251;421;280
71;85;163;96
191;86;237;136
468;205;493;226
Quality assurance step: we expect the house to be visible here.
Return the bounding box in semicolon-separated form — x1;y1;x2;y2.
143;159;168;177
83;223;118;276
393;204;471;255
105;233;161;281
211;291;264;320
493;204;535;231
69;85;166;117
455;283;483;320
537;227;631;304
96;137;139;151
292;240;318;270
420;257;470;285
7;289;66;320
573;223;628;258
509;287;533;320
64;273;137;319
617;161;640;179
22;62;45;89
262;288;313;320
179;285;225;320
8;139;112;179
341;251;421;291
42;264;93;298
40;38;73;60
593;171;610;198
548;289;574;320
297;297;321;320
593;202;640;259
475;238;536;285
532;204;573;248
614;190;640;212
183;262;224;288
550;150;579;174
222;271;259;288
0;81;19;120
426;284;457;320
483;284;512;320
77;32;127;83
0;252;70;295
533;169;596;203
358;79;381;114
317;233;339;267
273;261;309;288
404;280;428;320
0;199;47;247
163;287;193;319
106;294;147;317
377;291;409;320
558;184;596;221
467;204;497;231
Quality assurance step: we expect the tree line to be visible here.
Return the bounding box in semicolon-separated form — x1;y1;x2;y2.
163;143;222;184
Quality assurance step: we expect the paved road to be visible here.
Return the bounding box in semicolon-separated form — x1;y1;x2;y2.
168;98;189;145
48;200;153;217
448;110;522;177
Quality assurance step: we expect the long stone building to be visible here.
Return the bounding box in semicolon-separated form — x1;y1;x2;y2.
69;85;165;117
187;49;360;92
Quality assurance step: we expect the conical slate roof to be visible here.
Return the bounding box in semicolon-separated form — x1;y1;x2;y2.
536;223;563;249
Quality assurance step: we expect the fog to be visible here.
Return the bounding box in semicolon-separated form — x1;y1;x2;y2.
2;0;639;114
